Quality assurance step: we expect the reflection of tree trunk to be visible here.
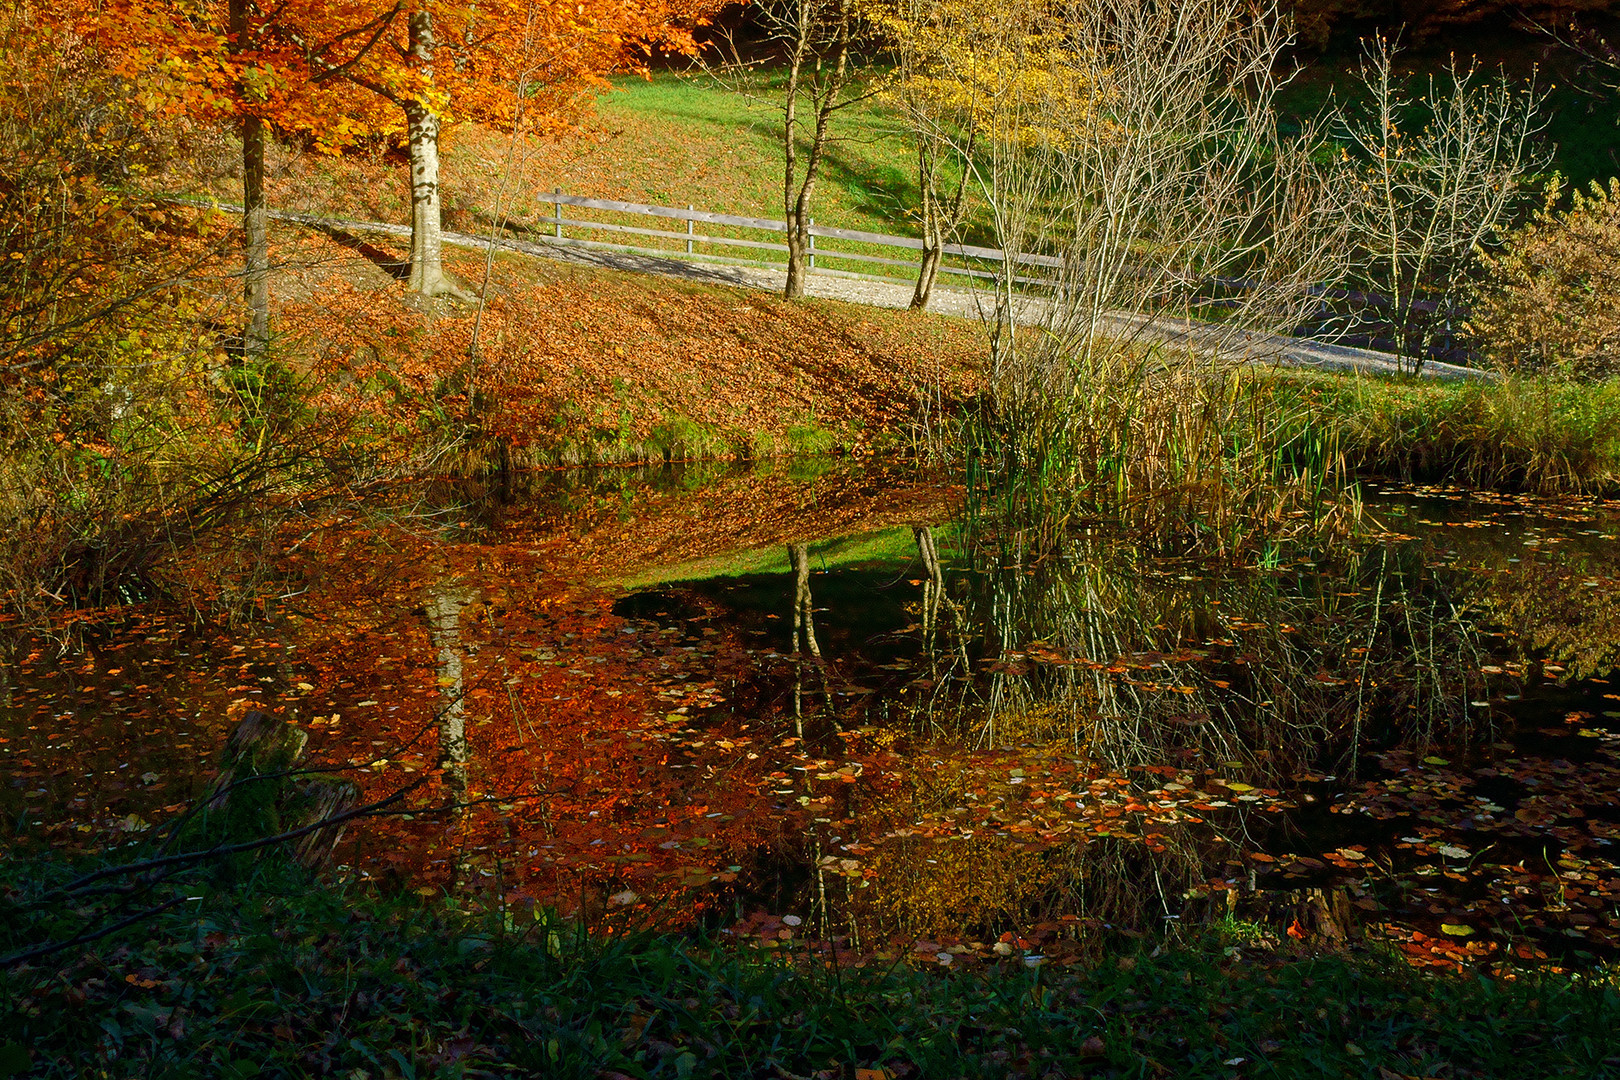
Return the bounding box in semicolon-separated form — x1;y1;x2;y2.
241;114;270;356
424;584;476;806
915;526;971;681
790;543;821;659
788;543;836;735
915;526;943;654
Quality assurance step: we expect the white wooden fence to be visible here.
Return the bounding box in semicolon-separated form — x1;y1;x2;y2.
531;191;1061;287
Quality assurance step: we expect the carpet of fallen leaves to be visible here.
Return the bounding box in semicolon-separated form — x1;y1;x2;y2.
272;233;984;460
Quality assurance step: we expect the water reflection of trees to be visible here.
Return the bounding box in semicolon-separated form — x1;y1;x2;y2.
786;527;1498;942
1452;535;1620;681
907;528;1491;778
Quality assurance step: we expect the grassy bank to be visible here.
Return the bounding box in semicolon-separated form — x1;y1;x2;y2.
3;852;1617;1079
1266;369;1620;496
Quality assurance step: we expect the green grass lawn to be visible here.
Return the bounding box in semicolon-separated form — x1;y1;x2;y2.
565;33;1619;238
506;69;996;280
595;71;921;234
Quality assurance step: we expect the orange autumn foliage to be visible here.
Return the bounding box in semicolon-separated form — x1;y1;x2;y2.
69;0;716;151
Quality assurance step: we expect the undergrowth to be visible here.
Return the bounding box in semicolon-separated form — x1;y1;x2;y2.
3;850;1617;1079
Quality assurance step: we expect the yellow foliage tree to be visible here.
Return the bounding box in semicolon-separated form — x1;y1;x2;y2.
1471;177;1620;380
866;0;1088;308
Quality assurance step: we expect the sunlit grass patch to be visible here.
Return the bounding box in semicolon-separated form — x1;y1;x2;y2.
1272;369;1620;495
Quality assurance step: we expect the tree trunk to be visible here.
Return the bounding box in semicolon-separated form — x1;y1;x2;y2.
911;142;942;311
778;0;850;302
404;9;471;301
912;245;943;312
241;116;270;355
230;0;271;357
423;583;475;806
784;208;811;300
781;37;807;301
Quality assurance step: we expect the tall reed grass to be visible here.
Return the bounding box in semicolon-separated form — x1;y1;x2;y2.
1279;370;1620;495
964;345;1358;556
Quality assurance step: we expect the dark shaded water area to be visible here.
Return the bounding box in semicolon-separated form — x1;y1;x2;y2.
5;463;1620;970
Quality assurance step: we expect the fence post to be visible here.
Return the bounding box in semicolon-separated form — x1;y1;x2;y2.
687;207;694;255
553;190;562;240
808;219;815;272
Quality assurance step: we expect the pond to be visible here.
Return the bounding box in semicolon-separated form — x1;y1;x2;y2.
4;461;1619;972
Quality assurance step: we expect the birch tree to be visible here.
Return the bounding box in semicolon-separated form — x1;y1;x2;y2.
300;0;715;300
866;0;1054;309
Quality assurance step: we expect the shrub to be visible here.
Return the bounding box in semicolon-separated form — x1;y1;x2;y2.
1471;177;1620;380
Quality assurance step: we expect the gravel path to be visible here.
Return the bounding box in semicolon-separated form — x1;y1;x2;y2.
466;230;1490;382
250;202;1491;383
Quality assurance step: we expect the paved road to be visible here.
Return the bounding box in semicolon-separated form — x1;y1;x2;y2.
459;228;1490;382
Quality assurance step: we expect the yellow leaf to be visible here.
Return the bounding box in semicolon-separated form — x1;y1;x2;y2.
1440;923;1474;937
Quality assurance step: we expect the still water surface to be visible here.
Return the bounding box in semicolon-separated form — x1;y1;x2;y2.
4;464;1619;968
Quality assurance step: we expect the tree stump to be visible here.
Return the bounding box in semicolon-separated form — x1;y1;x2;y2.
209;710;308;811
206;710;358;869
288;779;361;869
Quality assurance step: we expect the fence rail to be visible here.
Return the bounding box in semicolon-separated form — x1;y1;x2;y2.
531;191;1061;288
529;192;1448;339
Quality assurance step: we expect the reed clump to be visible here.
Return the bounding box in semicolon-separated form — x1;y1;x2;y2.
966;344;1356;556
1288;370;1620;494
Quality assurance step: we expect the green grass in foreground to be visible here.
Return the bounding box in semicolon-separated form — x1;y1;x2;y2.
3;853;1618;1079
1269;369;1620;495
